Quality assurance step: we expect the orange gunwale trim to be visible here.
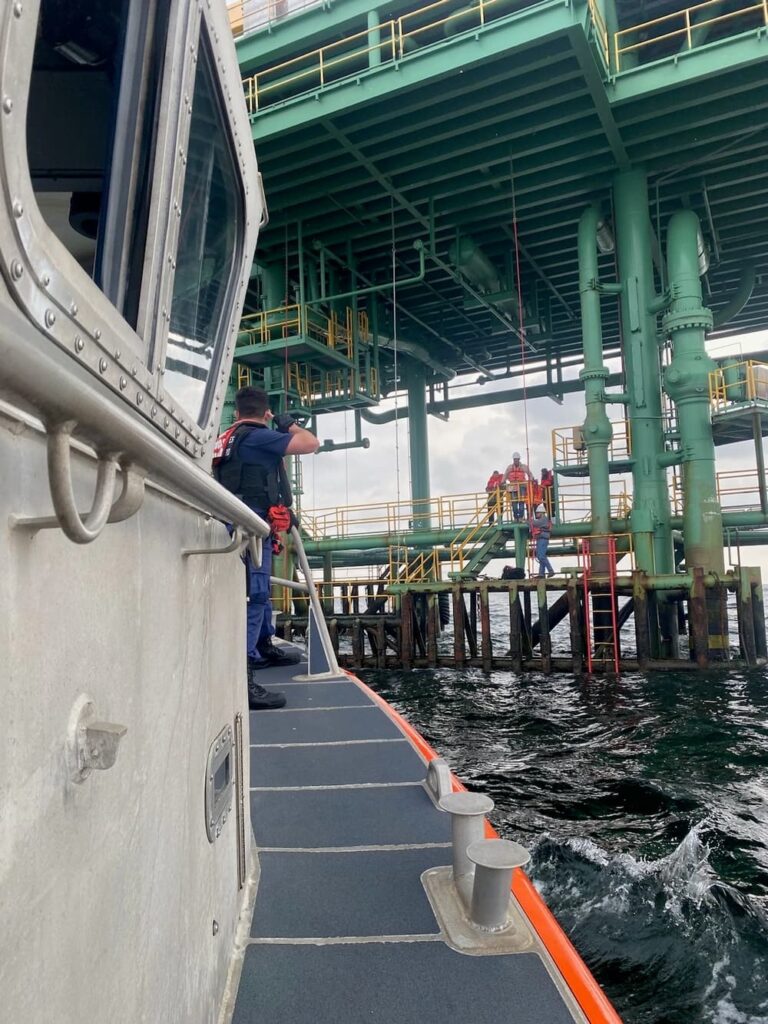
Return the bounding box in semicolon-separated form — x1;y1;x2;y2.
348;670;623;1024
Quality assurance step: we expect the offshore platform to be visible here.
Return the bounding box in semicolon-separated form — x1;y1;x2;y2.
227;0;768;674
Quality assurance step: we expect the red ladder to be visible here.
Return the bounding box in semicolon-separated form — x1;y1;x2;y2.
580;536;620;674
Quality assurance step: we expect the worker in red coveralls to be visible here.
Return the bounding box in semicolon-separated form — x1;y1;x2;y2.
504;452;532;521
485;469;504;524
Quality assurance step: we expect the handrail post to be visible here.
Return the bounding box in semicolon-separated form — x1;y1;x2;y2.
290;525;345;679
685;8;692;49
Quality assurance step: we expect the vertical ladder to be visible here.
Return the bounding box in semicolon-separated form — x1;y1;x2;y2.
581;536;620;673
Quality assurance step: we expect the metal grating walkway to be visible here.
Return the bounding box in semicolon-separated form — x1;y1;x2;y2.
229;660;588;1024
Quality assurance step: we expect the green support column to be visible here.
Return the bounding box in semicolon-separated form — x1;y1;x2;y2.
405;360;431;531
613;167;676;654
261;263;286;309
663;210;723;574
578;204;615;653
663;210;726;658
367;11;381;67
578;205;613;542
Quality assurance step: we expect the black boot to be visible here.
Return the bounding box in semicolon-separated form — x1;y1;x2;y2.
257;638;301;666
247;659;286;710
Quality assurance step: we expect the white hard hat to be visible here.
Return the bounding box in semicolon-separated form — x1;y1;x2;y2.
512;451;521;459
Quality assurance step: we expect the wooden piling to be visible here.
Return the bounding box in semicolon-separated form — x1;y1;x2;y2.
375;619;386;669
352;618;364;666
537;580;552;674
750;570;767;660
737;571;757;666
328;619;339;658
426;593;438;668
632;573;651;669
566;580;583;674
464;594;478;660
400;591;414;670
508;584;522;673
689;567;709;668
480;584;492;672
452;586;466;668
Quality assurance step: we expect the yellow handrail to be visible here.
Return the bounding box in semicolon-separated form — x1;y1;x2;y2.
709;360;768;413
586;0;610;67
551;420;632;469
615;0;766;71
240;0;767;112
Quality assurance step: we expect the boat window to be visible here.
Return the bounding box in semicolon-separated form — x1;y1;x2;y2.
164;32;243;426
26;0;169;331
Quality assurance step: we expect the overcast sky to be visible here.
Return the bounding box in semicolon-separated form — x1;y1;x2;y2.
301;331;768;573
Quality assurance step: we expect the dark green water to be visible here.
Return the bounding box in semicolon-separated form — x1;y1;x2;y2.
362;603;768;1023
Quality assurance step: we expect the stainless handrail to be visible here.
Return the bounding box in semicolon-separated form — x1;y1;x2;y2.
1;303;271;544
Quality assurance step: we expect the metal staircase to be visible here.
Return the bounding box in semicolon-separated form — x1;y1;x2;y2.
449;491;506;579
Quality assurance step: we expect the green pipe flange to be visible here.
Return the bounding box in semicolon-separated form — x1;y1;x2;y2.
579;366;610;381
662;307;714;333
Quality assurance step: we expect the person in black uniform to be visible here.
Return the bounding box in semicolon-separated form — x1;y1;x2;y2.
213;387;319;708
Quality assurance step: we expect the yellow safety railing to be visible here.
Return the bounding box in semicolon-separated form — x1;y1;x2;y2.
238;0;767;112
303;490;490;539
615;0;768;72
552;420;632;469
237;303;365;363
228;0;323;38
709;360;768;413
360;363;379;398
389;545;441;583
586;0;610;67
717;468;764;511
449;489;505;574
557;481;631;524
670;467;763;514
241;0;555;113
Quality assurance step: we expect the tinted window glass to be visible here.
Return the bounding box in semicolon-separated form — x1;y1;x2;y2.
26;0;168;330
165;36;242;425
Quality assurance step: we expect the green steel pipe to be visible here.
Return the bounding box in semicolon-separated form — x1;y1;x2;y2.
614;169;675;580
663;209;724;575
712;264;756;329
306;243;426;306
367;10;381;68
360;373;623;424
261;263;286;309
578;205;613;541
406;361;432;530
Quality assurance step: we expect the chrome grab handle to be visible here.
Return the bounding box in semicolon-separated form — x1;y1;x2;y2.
247;533;262;567
48;421;119;544
182;528;263;564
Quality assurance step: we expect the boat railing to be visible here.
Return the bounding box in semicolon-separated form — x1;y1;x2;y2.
3;304;271;549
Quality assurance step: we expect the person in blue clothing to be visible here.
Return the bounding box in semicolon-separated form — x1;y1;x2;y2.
213;386;319;709
530;504;556;578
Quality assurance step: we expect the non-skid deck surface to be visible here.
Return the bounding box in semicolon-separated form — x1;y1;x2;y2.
232;659;582;1024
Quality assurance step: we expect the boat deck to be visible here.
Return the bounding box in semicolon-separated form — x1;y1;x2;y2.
229;656;592;1023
